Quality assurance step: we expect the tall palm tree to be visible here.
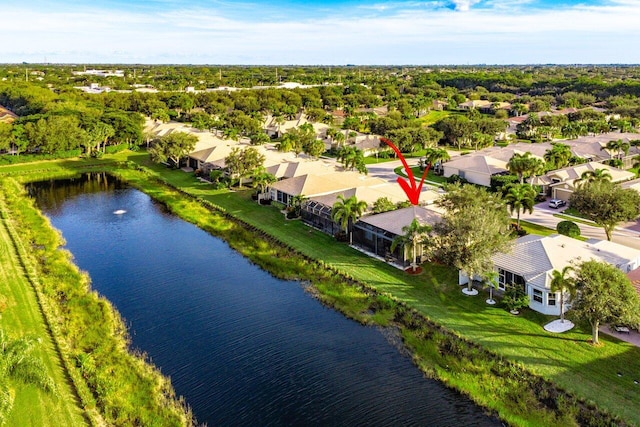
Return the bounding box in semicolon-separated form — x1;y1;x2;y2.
251;168;276;201
390;216;431;272
602;139;630;160
575;168;612;187
504;184;536;230
0;329;56;424
507;152;545;184
544;143;572;169
423;147;450;168
549;266;576;323
331;195;367;244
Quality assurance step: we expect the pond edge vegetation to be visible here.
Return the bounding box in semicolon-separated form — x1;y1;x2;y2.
113;163;628;426
0;161;631;427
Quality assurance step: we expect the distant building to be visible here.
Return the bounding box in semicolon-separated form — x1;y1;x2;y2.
72;69;124;78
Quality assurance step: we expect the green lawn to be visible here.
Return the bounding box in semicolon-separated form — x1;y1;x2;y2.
0;206;87;426
3;152;640;425
416;110;458;126
394;165;447;185
126;154;640;425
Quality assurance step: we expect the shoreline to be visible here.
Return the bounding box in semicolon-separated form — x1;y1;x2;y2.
2;156;637;426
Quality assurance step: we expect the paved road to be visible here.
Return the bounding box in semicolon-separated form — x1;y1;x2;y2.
366;161;640;250
520;202;640;250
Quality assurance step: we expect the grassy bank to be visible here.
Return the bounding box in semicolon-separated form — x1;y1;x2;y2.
106;162;626;425
119;153;640;426
0;176;193;427
2;153;640;425
0;199;86;426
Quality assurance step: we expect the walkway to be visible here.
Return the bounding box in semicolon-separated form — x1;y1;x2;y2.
601;325;640;347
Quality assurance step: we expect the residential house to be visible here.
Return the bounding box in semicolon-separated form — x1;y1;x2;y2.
0;105;17;124
301;184;441;236
531;161;634;201
487;234;640;316
352;206;442;267
458;100;492;111
268;172;381;206
442;155;508;187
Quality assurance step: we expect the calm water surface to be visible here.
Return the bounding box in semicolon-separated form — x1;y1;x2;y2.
29;173;500;427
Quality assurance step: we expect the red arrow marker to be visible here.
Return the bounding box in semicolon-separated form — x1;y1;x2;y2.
380;137;430;205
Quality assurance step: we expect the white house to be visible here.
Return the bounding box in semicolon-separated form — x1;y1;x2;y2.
442;155;508;187
488;234;640;316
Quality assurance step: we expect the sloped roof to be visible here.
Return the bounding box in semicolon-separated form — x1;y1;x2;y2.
532;161;634;187
443;155;508;176
357;206;442;236
493;234;640;289
626;268;640;296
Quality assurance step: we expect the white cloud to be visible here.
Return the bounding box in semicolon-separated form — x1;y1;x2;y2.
449;0;481;11
1;1;639;64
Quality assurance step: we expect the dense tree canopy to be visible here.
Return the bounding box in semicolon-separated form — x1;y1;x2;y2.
430;184;513;292
569;181;640;240
571;260;640;344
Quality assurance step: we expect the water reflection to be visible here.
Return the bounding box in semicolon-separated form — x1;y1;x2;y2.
29;174;500;427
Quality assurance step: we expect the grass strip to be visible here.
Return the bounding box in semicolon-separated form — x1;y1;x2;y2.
123;154;640;426
3;153;640;425
109;162;630;426
0;198;88;427
0;177;193;427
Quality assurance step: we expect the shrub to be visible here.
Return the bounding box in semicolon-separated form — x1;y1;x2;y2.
446;174;468;184
502;284;529;313
557;220;581;238
490;174;519;193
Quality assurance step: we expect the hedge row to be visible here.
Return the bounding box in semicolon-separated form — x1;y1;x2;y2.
116;165;626;427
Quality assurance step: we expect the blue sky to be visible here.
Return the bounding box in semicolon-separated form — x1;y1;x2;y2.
1;0;639;64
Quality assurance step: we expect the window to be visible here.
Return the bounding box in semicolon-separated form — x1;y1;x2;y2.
497;268;525;291
548;292;556;306
533;289;543;304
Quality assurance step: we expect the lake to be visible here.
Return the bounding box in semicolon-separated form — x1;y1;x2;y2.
28;173;500;426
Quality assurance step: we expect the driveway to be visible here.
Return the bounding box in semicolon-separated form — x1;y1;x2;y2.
520;201;640;250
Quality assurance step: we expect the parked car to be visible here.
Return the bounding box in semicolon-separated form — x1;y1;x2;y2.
548;199;567;209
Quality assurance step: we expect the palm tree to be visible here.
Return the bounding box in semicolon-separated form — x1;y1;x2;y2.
290;194;307;217
423;147;450;169
251;168;276;201
333;131;345;148
0;329;56;423
507;152;545;184
504;184;536;230
602;139;630;160
331;195;367;244
549;266;576;323
544;143;572;169
390;216;431;272
273;114;285;137
483;270;499;305
575;168;612;187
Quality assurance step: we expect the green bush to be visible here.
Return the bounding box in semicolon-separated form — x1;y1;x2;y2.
557;220;581;238
447;174;469;184
0;150;82;165
490;174;519;193
104;144;129;154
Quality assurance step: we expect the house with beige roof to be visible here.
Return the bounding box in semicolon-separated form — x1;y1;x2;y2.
268;172;381;206
488;234;640;316
442;155;508;187
301;184;441;236
531;161;635;201
0;105;17;124
352;206;442;267
458;100;492;110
